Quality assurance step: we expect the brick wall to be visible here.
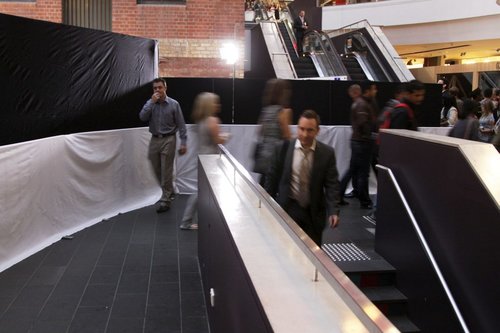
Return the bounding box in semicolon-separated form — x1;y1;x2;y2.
0;0;62;23
0;0;245;78
112;0;245;78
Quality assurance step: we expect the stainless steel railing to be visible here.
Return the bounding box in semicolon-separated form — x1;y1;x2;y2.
377;164;470;333
215;144;400;333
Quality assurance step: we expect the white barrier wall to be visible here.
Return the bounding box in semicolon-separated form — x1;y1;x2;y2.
0;126;449;272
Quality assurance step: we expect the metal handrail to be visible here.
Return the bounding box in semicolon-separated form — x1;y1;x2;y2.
358;22;410;81
303;30;350;78
328;19;411;81
214;144;399;333
331;19;370;34
377;164;470;333
261;20;298;79
353;32;393;81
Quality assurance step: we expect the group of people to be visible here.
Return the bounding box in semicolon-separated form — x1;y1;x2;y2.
248;0;283;22
253;79;426;244
138;76;496;247
439;79;500;147
139;78;229;230
336;80;426;217
139;78;340;244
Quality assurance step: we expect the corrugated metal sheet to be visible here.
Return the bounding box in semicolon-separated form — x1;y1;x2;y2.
63;0;111;31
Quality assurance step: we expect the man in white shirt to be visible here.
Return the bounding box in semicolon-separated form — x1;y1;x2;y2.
265;110;340;246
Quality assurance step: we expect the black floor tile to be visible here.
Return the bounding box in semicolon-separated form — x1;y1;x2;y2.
117;272;149;294
180;292;207;317
147;283;180;308
182;316;210;333
0;319;34;333
51;273;89;297
0;276;29;298
106;317;145;333
68;306;110;333
10;249;49;274
110;293;147;317
89;265;122;285
11;285;53;308
37;293;81;322
150;265;179;284
179;256;199;273
97;249;128;266
41;242;79;267
79;284;116;307
0;197;211;333
28;265;66;286
0;306;39;332
178;242;197;257
153;239;179;251
0;296;14;315
30;320;70;333
152;250;178;267
145;307;181;333
180;272;203;293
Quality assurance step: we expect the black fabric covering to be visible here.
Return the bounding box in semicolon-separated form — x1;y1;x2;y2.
0;14;440;146
0;13;156;146
167;78;441;128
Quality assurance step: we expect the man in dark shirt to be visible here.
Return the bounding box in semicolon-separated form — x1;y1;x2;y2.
265;110;340;246
340;81;377;209
390;80;425;130
293;10;308;57
139;78;187;213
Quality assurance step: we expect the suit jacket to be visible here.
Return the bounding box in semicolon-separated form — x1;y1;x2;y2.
293;16;307;36
265;139;340;231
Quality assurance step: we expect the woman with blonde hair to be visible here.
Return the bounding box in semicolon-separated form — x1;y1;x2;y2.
180;92;229;230
478;99;495;143
191;92;228;154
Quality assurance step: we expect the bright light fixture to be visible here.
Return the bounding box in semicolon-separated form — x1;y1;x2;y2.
219;42;238;65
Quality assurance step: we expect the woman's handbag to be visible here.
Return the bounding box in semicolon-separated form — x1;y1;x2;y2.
252;141;267;174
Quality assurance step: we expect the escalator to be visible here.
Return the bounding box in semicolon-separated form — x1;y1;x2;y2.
341;55;367;81
257;18;413;81
277;21;318;78
341;31;394;82
326;20;415;82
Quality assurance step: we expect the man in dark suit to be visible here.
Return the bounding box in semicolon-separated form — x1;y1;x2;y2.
265;110;340;246
293;10;308;56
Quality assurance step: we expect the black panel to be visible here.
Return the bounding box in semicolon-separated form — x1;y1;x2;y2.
164;78;440;127
289;80;332;124
0;12;440;146
0;13;156;146
376;132;500;333
164;78;215;124
244;24;276;80
198;159;273;333
375;169;462;333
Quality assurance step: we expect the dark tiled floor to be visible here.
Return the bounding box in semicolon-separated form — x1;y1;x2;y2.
0;193;380;333
0;196;209;333
323;195;393;273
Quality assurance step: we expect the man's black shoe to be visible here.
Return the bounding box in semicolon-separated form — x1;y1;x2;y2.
156;202;171;213
344;191;357;198
360;203;373;210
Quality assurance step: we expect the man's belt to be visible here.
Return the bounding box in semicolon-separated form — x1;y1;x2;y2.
152;133;174;138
